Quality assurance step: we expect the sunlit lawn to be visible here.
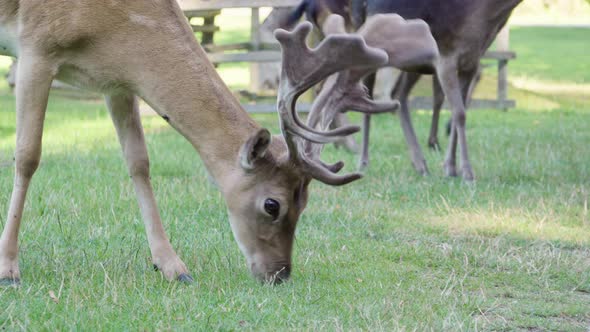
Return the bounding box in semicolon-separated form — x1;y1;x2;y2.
0;10;589;331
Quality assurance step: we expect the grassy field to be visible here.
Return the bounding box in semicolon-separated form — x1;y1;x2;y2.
0;15;589;332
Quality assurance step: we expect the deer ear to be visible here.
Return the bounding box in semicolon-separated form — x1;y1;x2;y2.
240;128;272;170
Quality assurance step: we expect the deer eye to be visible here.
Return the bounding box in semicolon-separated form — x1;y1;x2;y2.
263;198;280;219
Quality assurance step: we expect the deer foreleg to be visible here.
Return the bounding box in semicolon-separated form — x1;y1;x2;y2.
437;60;475;181
105;93;192;283
428;73;444;151
0;54;53;285
392;72;428;176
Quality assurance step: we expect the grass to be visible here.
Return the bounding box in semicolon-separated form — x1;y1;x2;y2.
0;15;589;332
508;27;590;84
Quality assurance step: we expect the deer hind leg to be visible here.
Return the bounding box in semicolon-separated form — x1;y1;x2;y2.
105;93;192;283
428;73;444;151
0;54;53;285
437;60;476;181
392;72;429;176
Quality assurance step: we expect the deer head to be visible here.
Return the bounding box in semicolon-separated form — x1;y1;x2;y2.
221;21;389;284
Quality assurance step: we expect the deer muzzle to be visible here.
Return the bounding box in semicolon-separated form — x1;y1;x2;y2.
251;261;292;285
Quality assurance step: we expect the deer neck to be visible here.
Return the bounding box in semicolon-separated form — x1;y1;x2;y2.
134;45;260;190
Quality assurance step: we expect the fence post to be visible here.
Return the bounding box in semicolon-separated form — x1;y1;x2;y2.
496;25;510;110
249;7;294;92
249;8;263;92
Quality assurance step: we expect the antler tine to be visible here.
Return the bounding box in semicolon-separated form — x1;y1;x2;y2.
300;153;362;186
274;21;389;145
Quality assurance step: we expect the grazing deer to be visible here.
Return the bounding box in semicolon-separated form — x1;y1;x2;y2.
290;0;523;180
0;0;395;285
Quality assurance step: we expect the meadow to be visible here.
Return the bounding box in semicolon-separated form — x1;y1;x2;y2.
0;10;589;331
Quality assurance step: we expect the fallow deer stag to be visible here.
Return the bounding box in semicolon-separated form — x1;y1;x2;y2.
0;0;392;285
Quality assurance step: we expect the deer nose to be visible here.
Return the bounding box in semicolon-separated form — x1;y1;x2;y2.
265;264;291;285
276;265;291;283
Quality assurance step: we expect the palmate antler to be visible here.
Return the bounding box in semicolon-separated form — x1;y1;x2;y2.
274;22;389;185
304;14;440;166
306;15;400;132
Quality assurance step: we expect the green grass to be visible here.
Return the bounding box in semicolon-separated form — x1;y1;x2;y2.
0;20;589;331
509;27;590;84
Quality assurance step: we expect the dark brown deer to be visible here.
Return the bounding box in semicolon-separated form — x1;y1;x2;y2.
289;0;523;180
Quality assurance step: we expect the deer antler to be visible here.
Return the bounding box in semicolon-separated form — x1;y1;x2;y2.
308;14;439;129
357;14;439;73
305;14;439;160
274;21;389;185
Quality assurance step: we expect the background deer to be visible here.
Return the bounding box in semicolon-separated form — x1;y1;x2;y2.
0;0;395;285
289;0;523;180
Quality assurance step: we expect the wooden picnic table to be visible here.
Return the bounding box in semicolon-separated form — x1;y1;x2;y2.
178;0;299;63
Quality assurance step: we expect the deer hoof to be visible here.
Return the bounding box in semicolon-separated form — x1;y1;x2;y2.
153;265;193;283
414;161;429;176
177;274;194;283
462;168;475;182
357;159;369;172
444;164;458;177
0;277;20;287
428;141;441;151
